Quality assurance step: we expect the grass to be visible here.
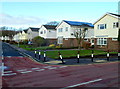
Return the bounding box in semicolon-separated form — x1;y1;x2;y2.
14;44;118;59
39;50;117;59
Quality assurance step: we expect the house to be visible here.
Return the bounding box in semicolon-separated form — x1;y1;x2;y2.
56;20;94;47
94;13;120;51
27;27;39;41
13;31;22;42
20;29;28;41
39;25;57;45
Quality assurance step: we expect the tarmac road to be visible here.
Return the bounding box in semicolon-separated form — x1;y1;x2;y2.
1;42;120;88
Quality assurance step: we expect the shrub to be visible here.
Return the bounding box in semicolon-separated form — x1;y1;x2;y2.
32;36;46;47
49;44;55;47
82;41;91;49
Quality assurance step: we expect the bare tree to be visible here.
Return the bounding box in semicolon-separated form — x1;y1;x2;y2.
74;27;88;50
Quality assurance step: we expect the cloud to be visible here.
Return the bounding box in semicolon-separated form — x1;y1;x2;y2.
0;13;48;28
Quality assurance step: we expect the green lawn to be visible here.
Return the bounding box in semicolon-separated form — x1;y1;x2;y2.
14;44;117;59
39;50;117;59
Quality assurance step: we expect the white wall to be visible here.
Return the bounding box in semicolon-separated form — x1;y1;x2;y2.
94;14;119;38
39;26;56;39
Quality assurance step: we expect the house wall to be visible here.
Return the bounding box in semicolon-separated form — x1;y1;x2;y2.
27;29;39;40
39;26;56;39
94;14;119;51
57;21;94;47
94;14;119;38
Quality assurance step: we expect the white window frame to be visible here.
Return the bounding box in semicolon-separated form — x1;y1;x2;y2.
58;36;63;44
113;22;119;28
65;27;68;32
97;38;107;45
98;24;107;29
58;28;63;32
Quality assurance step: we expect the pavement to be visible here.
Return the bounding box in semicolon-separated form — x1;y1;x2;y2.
5;42;119;65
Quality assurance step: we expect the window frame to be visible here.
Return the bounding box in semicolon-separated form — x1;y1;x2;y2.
97;38;107;45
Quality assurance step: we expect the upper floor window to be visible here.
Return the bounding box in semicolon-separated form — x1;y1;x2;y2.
113;22;119;28
40;31;43;34
98;24;107;29
65;27;68;31
58;28;63;32
44;30;46;34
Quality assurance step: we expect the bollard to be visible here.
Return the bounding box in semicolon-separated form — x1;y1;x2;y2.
35;50;37;57
91;50;94;62
77;51;80;63
39;51;41;59
107;50;109;61
118;50;120;60
58;51;65;64
43;51;46;62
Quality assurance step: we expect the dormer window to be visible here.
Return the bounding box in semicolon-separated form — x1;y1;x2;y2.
113;22;119;28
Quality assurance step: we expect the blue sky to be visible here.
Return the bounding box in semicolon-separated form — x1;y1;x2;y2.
0;1;119;28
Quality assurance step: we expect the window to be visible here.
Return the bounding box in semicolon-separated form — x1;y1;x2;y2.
65;27;68;31
44;30;46;34
112;38;117;41
84;38;88;41
58;36;63;44
97;38;107;45
98;24;107;29
58;28;63;32
40;31;43;34
113;22;119;28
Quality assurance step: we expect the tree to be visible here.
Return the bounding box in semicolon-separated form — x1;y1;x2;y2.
46;21;59;25
74;27;88;50
32;36;46;47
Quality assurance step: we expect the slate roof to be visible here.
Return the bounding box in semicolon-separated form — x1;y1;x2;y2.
23;29;28;33
109;13;120;17
43;25;57;30
29;27;39;32
63;20;94;27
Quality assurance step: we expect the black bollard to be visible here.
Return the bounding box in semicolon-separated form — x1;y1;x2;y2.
39;51;41;59
107;50;109;61
43;51;46;62
77;51;80;63
91;50;94;62
35;50;37;57
58;51;65;64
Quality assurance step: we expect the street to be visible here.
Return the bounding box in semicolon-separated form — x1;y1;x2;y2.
1;42;120;88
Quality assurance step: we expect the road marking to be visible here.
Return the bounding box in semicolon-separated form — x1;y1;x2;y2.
2;73;17;76
4;71;13;73
31;68;40;70
17;69;27;72
7;56;12;58
61;79;102;89
43;66;52;68
48;67;57;69
20;71;32;74
35;69;45;71
59;66;67;68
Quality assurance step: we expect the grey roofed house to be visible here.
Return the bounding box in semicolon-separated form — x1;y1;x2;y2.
29;27;39;32
43;25;57;30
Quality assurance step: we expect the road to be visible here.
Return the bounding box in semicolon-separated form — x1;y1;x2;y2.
1;42;120;88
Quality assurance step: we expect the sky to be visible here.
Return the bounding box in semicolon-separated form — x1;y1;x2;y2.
0;0;119;29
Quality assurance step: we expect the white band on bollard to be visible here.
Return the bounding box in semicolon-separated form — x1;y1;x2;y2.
118;53;120;56
91;54;93;57
35;51;37;54
2;63;4;76
77;54;79;58
39;52;41;55
2;55;4;60
44;53;46;57
60;55;62;59
107;53;109;57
